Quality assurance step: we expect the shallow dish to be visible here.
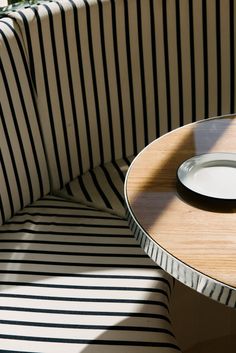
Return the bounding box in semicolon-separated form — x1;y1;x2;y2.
177;152;236;201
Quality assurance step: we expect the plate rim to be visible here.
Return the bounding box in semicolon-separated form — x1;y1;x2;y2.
176;152;236;202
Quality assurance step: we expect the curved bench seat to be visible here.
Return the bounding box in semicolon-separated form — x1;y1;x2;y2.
0;6;182;350
2;0;236;351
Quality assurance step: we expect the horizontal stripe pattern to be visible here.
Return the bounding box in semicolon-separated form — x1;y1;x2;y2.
2;0;235;348
0;196;180;352
56;156;134;217
0;18;50;225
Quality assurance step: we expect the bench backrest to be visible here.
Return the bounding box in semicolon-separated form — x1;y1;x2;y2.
1;0;235;222
9;0;235;191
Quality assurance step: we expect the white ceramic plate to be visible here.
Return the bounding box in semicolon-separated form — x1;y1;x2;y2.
177;153;236;200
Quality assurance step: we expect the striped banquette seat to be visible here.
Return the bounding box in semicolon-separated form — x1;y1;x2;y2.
0;0;235;351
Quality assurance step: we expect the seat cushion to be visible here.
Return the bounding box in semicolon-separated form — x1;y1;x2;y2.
0;195;180;352
56;156;134;218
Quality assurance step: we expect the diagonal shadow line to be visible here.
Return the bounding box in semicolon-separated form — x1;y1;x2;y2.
126;116;236;236
79;119;235;353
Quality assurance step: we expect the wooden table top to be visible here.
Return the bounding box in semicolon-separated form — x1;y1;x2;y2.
125;116;236;308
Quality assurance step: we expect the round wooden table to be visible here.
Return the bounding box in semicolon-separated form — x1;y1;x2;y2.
125;116;236;308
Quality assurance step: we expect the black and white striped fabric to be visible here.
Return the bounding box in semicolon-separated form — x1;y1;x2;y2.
56;156;134;217
10;0;236;192
0;18;50;225
0;195;181;352
2;0;236;349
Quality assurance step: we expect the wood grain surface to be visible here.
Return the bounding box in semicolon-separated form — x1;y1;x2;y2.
126;116;236;289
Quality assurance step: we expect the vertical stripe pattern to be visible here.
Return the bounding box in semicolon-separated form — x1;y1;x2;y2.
1;0;235;349
0;18;50;225
9;0;236;191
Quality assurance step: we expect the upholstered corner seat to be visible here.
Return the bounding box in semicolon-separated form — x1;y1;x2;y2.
0;1;182;351
2;0;235;349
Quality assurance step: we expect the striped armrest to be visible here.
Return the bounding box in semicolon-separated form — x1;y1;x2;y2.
0;18;49;225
